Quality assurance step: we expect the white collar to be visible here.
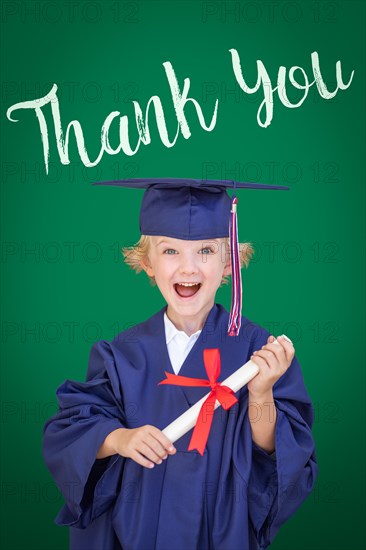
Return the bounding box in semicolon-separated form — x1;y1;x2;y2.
164;312;202;345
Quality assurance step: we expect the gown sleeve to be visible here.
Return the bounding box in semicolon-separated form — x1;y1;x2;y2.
245;347;318;548
42;340;126;529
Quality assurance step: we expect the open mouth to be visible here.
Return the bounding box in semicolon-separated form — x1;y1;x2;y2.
174;283;201;298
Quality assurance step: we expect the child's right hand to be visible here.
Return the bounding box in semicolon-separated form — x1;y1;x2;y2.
97;425;177;469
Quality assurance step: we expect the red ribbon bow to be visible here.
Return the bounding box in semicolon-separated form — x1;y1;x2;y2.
158;348;238;456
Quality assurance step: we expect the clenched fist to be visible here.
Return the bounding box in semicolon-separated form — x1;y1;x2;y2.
247;335;295;399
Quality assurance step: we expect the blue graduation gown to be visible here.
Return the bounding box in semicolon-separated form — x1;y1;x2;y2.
43;304;317;549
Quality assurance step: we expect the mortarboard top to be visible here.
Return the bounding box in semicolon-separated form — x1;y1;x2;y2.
93;178;289;241
93;178;289;336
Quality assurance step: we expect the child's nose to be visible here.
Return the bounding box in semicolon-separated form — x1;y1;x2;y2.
179;252;199;274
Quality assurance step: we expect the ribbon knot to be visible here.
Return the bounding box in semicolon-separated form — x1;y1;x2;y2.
158;348;238;455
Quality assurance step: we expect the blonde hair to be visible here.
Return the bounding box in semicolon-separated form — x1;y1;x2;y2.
122;235;254;286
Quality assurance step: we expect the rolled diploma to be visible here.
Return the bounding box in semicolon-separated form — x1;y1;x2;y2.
162;336;290;444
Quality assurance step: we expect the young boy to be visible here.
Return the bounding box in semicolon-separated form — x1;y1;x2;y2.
43;179;317;550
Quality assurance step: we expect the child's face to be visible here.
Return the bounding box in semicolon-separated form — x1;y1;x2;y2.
142;236;231;331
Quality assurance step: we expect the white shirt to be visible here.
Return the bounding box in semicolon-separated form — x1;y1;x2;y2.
164;313;202;374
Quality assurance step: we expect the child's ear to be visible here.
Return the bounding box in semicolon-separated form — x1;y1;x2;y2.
223;258;232;277
140;257;154;278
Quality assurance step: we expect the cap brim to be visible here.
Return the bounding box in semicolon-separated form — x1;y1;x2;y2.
92;178;289;191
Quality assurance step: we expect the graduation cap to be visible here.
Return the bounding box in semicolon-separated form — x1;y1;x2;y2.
93;178;289;336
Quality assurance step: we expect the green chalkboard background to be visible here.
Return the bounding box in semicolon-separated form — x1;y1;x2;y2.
1;1;365;549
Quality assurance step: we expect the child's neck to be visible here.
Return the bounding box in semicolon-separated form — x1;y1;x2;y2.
166;308;209;336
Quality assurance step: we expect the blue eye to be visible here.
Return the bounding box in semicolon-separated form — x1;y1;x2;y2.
199;247;214;254
163;249;177;255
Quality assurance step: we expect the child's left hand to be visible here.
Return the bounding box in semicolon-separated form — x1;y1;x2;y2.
247;335;295;399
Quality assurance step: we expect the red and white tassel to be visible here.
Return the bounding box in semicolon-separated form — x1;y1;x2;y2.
228;196;242;337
